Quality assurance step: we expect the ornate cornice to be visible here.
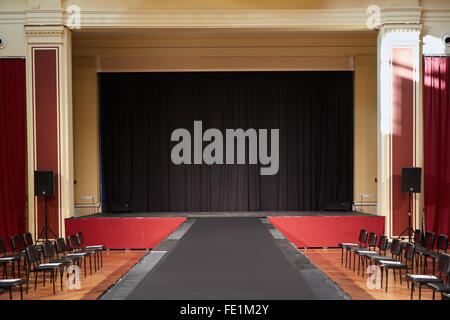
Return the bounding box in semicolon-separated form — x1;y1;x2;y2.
25;25;65;44
381;7;422;25
381;24;423;33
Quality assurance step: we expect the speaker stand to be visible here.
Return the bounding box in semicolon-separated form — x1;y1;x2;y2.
36;196;58;243
397;192;415;242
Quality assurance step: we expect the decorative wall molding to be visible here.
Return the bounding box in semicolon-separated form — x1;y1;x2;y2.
3;7;449;31
25;25;65;44
382;24;423;34
382;7;422;25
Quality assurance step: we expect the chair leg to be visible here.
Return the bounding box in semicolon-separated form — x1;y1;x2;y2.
380;266;383;288
101;250;103;268
362;257;365;278
432;290;436;300
341;248;343;265
20;285;23;300
34;271;38;290
60;268;63;291
43;271;46;287
51;269;55;294
411;282;414;300
358;255;361;275
385;268;389;292
399;269;402;285
432;259;436;275
346;249;348;268
89;255;92;275
353;253;356;272
419;284;422;300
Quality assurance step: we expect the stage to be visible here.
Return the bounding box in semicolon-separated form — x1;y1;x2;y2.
72;210;374;218
65;211;384;249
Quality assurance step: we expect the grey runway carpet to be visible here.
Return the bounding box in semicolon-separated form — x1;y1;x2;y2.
126;217;316;300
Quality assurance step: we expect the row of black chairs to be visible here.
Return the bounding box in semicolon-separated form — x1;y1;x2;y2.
0;232;104;299
339;229;450;300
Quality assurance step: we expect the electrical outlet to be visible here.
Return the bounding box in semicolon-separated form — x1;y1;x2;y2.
360;194;370;198
80;196;95;200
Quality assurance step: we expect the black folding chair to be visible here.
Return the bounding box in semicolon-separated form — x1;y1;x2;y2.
443;292;450;300
339;229;368;268
422;234;448;275
54;238;82;266
369;238;403;281
0;278;28;300
25;244;64;294
413;253;450;300
0;238;22;279
351;232;378;276
66;235;91;277
415;231;436;273
379;241;414;293
76;232;104;271
10;235;27;277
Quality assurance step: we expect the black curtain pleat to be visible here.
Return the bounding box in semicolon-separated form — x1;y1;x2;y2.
99;71;353;212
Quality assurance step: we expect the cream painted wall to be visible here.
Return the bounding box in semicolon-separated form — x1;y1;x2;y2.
72;56;100;208
354;55;378;213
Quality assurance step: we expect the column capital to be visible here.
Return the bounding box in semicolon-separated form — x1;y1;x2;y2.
24;25;66;44
380;24;422;34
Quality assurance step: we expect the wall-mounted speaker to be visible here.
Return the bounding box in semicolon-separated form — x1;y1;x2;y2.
34;170;55;197
401;167;422;193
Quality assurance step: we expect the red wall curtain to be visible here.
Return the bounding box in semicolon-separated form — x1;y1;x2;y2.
0;59;26;246
424;57;450;237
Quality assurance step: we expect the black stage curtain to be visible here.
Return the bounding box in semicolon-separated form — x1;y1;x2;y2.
99;72;353;212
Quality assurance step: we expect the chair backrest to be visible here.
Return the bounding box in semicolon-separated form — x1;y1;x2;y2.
358;229;368;246
42;241;56;260
423;231;436;250
377;235;389;254
437;253;450;275
25;245;40;267
22;233;33;247
367;232;378;249
390;239;402;258
76;232;85;248
436;234;449;253
67;235;78;251
404;243;416;263
10;235;24;252
0;238;7;255
54;238;67;255
413;229;422;244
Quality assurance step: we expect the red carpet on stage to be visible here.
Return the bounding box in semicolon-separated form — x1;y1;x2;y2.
268;216;385;248
65;217;186;249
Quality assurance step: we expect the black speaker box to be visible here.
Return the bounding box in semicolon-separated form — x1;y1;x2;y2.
401;167;422;193
34;170;55;197
107;202;132;213
325;201;352;212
